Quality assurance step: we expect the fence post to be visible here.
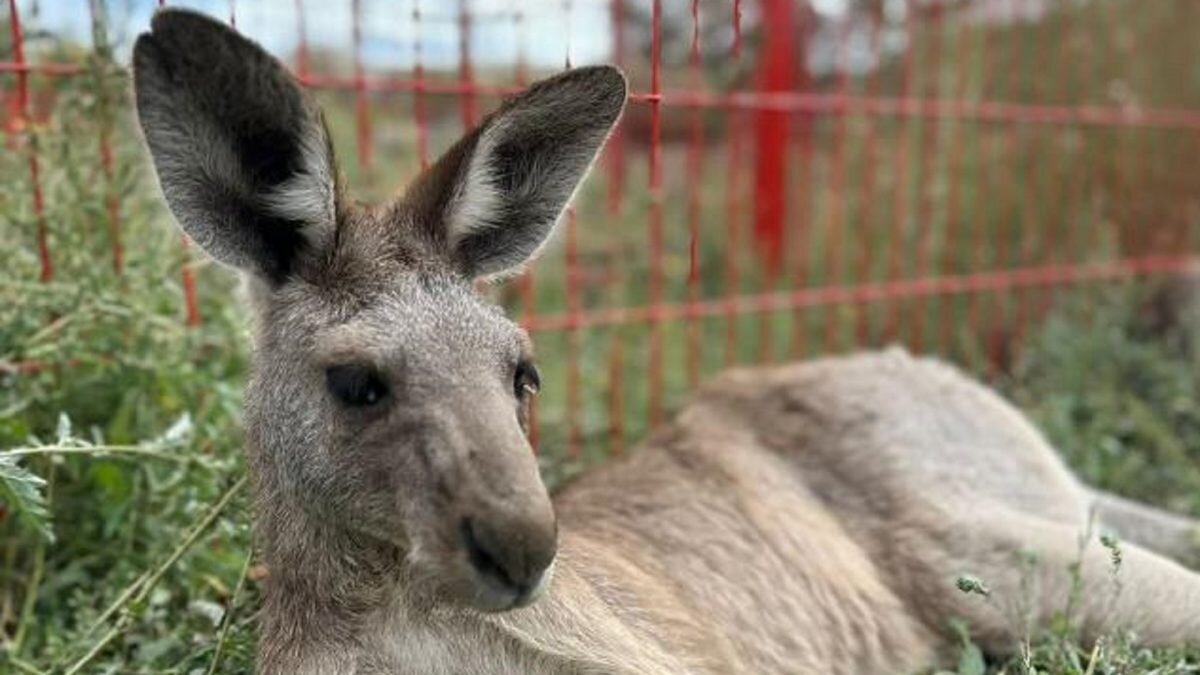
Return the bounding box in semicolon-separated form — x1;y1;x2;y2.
752;0;800;280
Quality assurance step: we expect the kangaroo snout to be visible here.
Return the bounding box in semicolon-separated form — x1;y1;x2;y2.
460;508;557;611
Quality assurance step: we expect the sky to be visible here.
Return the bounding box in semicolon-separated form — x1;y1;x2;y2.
16;1;1044;78
19;0;619;70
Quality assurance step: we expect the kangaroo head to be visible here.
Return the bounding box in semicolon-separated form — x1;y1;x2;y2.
132;9;625;612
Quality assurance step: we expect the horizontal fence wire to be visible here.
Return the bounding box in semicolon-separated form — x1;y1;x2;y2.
6;59;1200;129
519;257;1197;333
3;0;1198;462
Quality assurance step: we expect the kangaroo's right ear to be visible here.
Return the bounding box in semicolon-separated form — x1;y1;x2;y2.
133;9;338;283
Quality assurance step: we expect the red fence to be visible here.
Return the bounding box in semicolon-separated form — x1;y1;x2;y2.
4;0;1199;461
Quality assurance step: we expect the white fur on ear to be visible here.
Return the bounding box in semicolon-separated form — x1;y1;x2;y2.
259;121;337;247
434;65;626;281
444;125;504;250
441;117;591;282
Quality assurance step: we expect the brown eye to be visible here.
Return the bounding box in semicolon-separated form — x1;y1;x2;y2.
514;361;540;401
326;365;388;408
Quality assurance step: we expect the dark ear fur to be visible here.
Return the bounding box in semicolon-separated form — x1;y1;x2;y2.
133;9;338;283
409;66;627;280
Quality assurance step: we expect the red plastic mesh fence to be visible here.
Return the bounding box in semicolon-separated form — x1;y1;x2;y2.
4;0;1199;463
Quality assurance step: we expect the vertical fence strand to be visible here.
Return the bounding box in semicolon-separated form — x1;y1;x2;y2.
909;0;944;352
881;0;918;343
853;5;884;347
646;0;664;426
605;0;625;217
937;8;974;352
967;0;1000;368
562;1;582;460
352;0;372;171
412;0;430;170
457;0;476;130
789;7;814;358
8;0;52;283
685;0;703;389
822;11;851;353
89;0;121;275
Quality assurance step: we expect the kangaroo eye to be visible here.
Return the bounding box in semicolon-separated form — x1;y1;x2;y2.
326;365;388;408
514;361;540;400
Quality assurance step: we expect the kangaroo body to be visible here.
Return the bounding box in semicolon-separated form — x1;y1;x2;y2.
130;11;1200;674
262;351;1200;675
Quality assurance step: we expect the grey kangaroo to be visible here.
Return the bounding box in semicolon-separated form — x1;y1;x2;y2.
132;9;1200;674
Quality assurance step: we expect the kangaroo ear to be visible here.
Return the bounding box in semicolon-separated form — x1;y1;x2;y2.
133;9;338;283
408;66;627;281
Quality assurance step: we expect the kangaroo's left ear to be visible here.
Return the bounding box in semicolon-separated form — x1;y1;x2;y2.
407;66;627;281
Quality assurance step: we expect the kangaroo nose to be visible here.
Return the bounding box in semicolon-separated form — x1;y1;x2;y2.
461;515;556;598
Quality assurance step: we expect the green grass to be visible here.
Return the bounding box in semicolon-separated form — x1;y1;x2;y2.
2;0;1199;671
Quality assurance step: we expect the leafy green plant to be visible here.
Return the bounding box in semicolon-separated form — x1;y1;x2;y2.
0;456;52;544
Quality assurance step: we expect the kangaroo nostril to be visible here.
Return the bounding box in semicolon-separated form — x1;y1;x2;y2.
461;517;519;591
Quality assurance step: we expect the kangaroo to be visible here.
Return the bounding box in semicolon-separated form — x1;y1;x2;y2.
132;10;1200;675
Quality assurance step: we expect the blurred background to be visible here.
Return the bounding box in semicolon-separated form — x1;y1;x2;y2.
2;1;1199;672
